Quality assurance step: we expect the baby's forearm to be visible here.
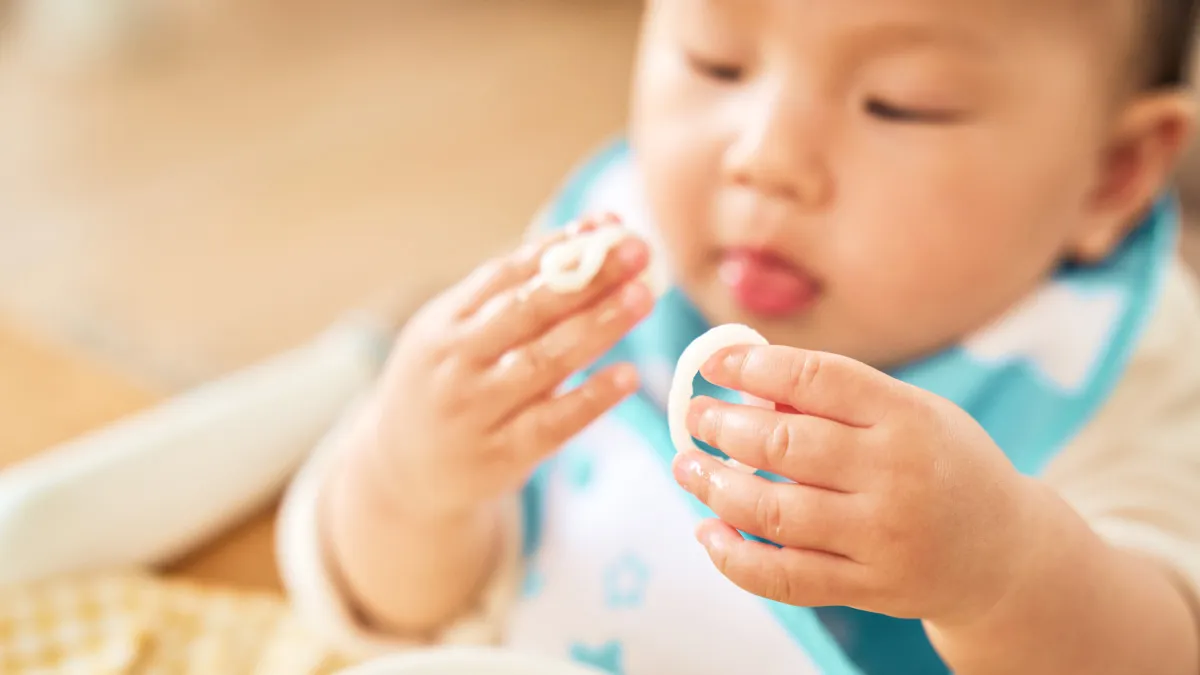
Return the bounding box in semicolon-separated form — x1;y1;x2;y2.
321;421;503;637
927;483;1199;675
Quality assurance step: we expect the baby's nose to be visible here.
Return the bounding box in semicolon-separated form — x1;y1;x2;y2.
723;88;834;209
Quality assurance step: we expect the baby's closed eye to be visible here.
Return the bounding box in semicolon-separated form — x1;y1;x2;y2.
863;97;967;124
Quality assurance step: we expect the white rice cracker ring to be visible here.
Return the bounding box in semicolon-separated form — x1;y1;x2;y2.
668;324;773;474
538;222;668;299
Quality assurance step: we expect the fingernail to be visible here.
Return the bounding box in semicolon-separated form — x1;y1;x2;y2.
621;282;652;312
720;348;744;373
569;218;599;236
698;348;735;379
616;240;647;268
672;453;706;490
612;364;639;393
687;398;716;436
698;524;728;553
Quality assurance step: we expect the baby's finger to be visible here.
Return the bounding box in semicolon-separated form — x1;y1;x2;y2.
503;363;640;465
701;345;899;428
462;237;649;364
673;451;856;554
449;212;620;318
479;280;653;421
696;520;865;608
687;397;860;491
449;230;571;318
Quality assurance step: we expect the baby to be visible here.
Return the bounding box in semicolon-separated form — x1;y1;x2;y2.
277;1;1200;673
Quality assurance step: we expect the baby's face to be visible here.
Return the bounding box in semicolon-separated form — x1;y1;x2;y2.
630;0;1130;367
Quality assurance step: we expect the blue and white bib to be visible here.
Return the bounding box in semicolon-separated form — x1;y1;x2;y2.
503;139;1178;675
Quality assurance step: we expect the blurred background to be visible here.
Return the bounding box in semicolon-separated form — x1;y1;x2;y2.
0;0;1197;590
0;0;641;390
0;0;640;590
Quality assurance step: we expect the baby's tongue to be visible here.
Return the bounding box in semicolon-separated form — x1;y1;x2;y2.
719;249;819;317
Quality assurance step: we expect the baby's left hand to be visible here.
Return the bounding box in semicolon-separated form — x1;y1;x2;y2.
673;344;1043;626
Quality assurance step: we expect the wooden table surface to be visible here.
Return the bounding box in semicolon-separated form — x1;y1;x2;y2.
0;318;286;589
0;0;641;593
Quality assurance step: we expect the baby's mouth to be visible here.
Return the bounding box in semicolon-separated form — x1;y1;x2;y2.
718;248;823;318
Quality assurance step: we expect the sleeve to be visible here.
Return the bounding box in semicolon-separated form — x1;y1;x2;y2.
275;401;529;660
1044;259;1200;617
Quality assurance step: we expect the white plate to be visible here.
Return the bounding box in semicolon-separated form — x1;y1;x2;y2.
335;647;609;675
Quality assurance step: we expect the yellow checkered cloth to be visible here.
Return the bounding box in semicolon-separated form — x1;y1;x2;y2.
0;573;356;675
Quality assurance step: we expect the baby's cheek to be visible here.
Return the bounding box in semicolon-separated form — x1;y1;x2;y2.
827;242;1001;359
639;164;722;278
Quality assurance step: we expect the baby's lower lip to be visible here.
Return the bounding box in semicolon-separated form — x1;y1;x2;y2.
718;249;822;317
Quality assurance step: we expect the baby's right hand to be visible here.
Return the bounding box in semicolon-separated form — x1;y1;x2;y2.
358;219;654;521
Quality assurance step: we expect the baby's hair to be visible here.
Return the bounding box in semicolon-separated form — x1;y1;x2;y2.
1143;0;1199;88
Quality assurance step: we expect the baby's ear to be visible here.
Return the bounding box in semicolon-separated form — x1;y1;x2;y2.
1073;91;1197;262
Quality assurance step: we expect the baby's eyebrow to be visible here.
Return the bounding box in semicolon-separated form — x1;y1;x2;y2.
689;0;754;14
846;21;995;58
684;0;994;58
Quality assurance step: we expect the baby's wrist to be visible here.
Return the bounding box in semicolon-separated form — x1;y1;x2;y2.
319;418;506;636
337;419;490;530
927;477;1097;639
